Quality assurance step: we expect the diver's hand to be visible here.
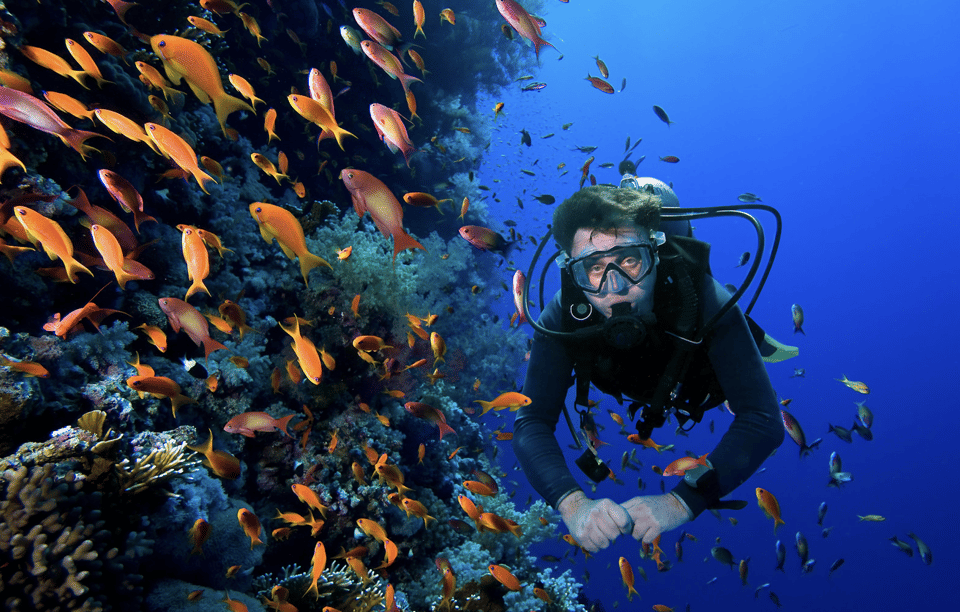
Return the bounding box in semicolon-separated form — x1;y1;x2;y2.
622;493;693;546
558;491;633;553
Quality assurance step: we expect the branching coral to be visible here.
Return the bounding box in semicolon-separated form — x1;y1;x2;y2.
0;463;153;611
115;439;201;495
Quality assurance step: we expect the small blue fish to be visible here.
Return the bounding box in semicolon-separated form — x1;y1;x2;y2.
736;251;750;267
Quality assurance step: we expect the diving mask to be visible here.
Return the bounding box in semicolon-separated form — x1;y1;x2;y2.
566;236;664;296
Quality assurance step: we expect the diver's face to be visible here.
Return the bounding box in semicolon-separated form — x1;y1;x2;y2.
570;227;657;318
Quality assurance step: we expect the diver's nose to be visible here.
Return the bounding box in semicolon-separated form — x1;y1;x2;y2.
601;269;630;295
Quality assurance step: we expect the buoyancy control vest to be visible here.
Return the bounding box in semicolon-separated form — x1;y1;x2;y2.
558;235;727;432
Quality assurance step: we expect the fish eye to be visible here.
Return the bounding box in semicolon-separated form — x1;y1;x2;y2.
158;41;166;47
255;207;262;213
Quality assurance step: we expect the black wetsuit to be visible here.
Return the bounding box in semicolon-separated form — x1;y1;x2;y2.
513;273;784;518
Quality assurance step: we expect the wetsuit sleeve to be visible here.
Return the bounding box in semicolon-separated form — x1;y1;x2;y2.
512;293;581;509
670;276;784;518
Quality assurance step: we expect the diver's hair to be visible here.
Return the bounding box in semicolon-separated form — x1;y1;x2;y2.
552;185;661;254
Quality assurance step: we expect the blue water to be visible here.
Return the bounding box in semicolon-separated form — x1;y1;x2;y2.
1;0;956;610
486;0;959;609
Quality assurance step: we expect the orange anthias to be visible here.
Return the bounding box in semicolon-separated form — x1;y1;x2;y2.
188;429;241;479
14;206;93;282
248;202;332;286
341;168;425;263
756;487;785;532
149;35;253;137
158;297;228;362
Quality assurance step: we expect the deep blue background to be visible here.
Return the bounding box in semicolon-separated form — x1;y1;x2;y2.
472;1;958;609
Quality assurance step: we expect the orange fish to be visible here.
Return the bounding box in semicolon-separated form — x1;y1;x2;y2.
0;355;49;378
224;412;296;438
126;375;197;417
188;429;241;479
413;0;426;38
227;74;263;110
585;74;615;94
134;61;183;103
237;508;263;549
463;480;497;497
756;488;785;532
403;401;456;441
280;316;324;384
304;542;327;598
353;8;403;48
14;206;92;282
19;45;89;88
263;107;279;143
188;15;230;36
93;107;159;154
158;297;228;361
180;225;211;299
478;512;522;538
43;298;125;338
82;32;128;63
370;102;415;166
42;90;95;123
360;41;421;95
376;538;399;569
251;152;289;184
340;168;425;262
291;483;329;518
495;0;556;59
287;93;356;150
473;391;531;416
0;86;104;159
149;35;253;137
188;518;211;555
439;8;456;25
662;453;709;477
401;498;436;528
90;224;153;288
145;123;217;193
403;192;448;214
619;557;638;601
488;564;521;591
137;323;167;352
98;169;157;231
64;38;110;88
249;202;332;285
218;300;254;338
357;518;388;542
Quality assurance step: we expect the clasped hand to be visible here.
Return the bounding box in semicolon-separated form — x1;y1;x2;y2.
560;491;692;552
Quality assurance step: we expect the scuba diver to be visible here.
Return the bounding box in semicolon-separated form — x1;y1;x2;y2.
512;177;797;553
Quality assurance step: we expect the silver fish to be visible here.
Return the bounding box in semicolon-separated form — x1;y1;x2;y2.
817;502;828;526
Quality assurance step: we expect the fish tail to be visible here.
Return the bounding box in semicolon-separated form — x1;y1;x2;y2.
202;337;229;363
415;25;426;39
171;393;197;418
57;128;109;160
436;421;456;441
185;279;211;299
398;72;422;96
532;35;557;60
331;125;358;151
192;168;218;194
213;92;254;138
275;414;297;438
298;251;333;286
62;255;94;283
67;69;91;90
392;230;425;262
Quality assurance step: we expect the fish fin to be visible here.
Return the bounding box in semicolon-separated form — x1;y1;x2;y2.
212;93;254;138
298;252;333;286
392;230;425;262
202;337;229;363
